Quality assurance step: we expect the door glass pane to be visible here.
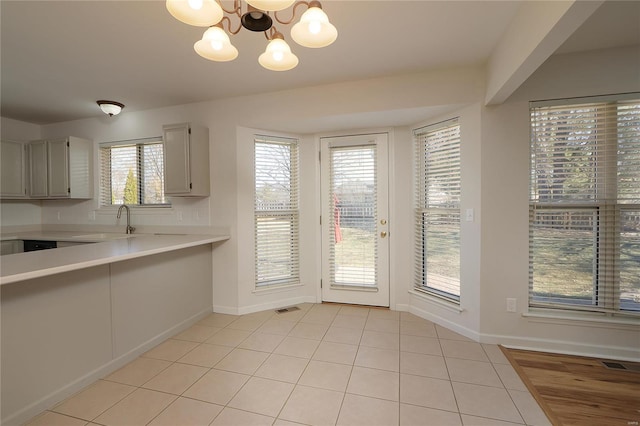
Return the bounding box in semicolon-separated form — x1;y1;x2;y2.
329;146;377;288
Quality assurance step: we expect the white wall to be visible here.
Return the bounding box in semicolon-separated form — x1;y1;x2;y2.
478;45;640;360
38;105;217;230
230;127;317;315
6;64;482;316
408;103;483;339
2;46;638;360
226;66;484;314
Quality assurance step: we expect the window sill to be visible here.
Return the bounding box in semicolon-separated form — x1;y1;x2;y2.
408;289;464;314
523;308;639;330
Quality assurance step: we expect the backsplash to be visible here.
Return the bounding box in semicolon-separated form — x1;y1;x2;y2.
1;196;212;233
0;201;42;227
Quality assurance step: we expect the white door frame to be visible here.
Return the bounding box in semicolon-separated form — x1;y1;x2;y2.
319;132;390;307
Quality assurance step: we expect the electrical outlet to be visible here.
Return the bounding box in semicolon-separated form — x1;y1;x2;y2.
56;211;61;221
88;211;96;221
465;208;474;222
506;298;517;312
177;211;183;222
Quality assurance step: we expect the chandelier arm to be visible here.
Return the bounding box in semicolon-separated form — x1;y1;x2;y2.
219;0;241;17
264;26;276;40
219;16;243;35
273;1;310;25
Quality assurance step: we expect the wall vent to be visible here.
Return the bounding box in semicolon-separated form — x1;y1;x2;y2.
601;361;640;372
276;306;301;314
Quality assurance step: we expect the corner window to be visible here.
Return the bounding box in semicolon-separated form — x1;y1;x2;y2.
254;135;300;288
529;95;640;314
414;118;461;303
99;138;168;206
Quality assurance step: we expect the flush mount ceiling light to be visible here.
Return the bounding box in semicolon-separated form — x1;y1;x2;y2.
166;0;337;71
97;100;125;116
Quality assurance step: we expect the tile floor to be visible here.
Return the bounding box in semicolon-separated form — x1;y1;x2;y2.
25;303;550;426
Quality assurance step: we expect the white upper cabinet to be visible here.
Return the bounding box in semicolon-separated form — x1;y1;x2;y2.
28;137;93;199
163;123;210;197
0;140;27;198
47;138;70;197
28;140;48;197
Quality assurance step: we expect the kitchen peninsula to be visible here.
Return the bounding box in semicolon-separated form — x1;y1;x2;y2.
1;232;229;426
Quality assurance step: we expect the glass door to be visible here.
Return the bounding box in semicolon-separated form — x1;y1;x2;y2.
321;133;389;306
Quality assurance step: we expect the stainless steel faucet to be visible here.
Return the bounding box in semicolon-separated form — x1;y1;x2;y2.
117;204;135;234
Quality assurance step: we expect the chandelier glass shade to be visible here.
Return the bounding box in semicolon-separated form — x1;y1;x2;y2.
166;0;223;27
246;0;295;12
166;0;337;71
194;26;239;61
290;6;336;48
258;33;299;71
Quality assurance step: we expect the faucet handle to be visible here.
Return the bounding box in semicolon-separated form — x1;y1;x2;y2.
128;226;136;234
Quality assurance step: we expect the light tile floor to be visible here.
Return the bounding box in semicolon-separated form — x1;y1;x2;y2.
25;304;550;426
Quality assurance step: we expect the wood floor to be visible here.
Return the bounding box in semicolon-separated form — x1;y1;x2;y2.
500;346;640;426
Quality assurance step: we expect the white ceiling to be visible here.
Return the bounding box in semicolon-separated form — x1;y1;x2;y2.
1;1;638;125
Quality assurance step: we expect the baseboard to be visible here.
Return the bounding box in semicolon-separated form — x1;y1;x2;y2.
481;333;640;362
408;303;480;342
213;297;317;316
394;303;409;312
5;308;212;426
212;304;241;315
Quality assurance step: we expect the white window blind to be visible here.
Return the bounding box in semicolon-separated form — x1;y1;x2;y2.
329;145;377;288
529;95;640;314
100;138;167;206
414;118;461;302
254;136;300;288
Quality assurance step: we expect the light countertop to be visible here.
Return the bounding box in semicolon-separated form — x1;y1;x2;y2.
0;232;230;285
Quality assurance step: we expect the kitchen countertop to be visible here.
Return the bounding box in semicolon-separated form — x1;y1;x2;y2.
1;230;136;243
0;232;230;285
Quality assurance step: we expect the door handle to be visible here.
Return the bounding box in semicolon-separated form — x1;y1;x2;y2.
380;231;387;238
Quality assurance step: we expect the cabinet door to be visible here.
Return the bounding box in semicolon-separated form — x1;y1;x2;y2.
163;123;191;194
1;140;26;198
29;140;49;197
48;139;70;197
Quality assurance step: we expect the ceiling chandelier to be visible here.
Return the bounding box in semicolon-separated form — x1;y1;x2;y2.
166;0;337;71
97;100;125;116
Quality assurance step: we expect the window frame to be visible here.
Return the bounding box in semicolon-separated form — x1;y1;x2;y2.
413;118;462;304
99;137;169;208
529;94;640;316
254;135;300;289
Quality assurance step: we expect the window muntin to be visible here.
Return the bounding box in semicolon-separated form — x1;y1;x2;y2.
100;138;167;206
529;96;640;314
414;119;461;303
254;136;300;288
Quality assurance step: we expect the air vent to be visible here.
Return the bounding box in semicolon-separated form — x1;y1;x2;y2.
601;361;640;372
275;306;301;314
